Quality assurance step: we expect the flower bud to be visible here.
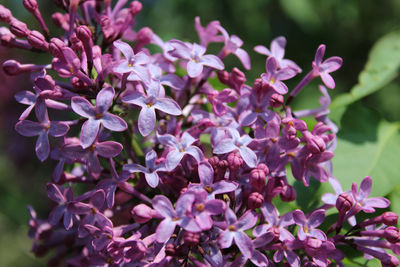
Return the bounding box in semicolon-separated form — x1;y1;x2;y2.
183;231;200;246
28;30;49;50
304;132;326;154
384;227;400;243
23;0;38;12
131;204;156;224
165;243;176;256
247;192;264;209
52;12;69;31
257;163;269;175
304;238;322;255
336;193;353;213
217;70;230;85
9;19;30;37
134;27;153;52
0;5;13;23
381;254;399;267
126;241;146;261
253;78;263;94
208;156;219;170
280;185;296;202
76;25;92;43
130;1;143;16
49;38;67;58
231;67;246;84
270;93;284;108
2;60;22;75
382;212;398;226
227;152;243;170
249;168;266;191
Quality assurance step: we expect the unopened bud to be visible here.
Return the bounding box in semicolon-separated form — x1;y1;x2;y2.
134;27;153;52
165;243;176;256
208;156;219;170
305;132;326;154
257;163;269;175
131;204;156;224
129;1;143;16
248;192;264;209
23;0;38;12
384;227;400;243
9;19;30;37
231;67;246;84
2;60;22;75
76;25;92;43
250;168;266;191
227;152;243;170
28;30;48;50
183;231;200;246
0;5;13;23
270;93;284;108
217;70;230;85
336;193;354;213
382;212;398;226
280;185;296;202
49;38;67;58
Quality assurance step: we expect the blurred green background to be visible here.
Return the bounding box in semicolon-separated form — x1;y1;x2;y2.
1;0;400;266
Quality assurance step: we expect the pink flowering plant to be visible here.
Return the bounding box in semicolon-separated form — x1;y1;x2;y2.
1;1;400;266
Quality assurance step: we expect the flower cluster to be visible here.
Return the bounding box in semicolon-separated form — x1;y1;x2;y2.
1;1;399;266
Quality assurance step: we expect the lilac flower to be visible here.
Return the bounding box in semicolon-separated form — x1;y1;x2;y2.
123;150;167;188
113;39;151;83
312;45;342;89
254;36;301;72
194;16;224;47
168;40;224;77
71;86;127;148
213;127;257;168
218;208;257;258
15;109;69;161
157;132;204;171
191;189;226;231
152;192;201;243
293;209;327;241
273;239;301;267
261;57;297;94
121;82;182;136
217;25;251;70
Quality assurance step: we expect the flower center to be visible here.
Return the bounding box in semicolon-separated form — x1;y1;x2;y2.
172;217;180;221
228;225;236;231
147;101;154;108
89;144;96;152
270;78;275;84
288;152;295;157
254;107;262;113
95;113;103;120
196;203;205;212
204;186;213;193
304;226;309;234
91;207;97;214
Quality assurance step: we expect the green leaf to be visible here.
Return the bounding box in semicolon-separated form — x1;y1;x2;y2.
332;103;400;197
331;29;400;121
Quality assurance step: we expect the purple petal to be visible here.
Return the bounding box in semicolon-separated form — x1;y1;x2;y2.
200;54;225;70
36;132;50;161
152;195;175;218
90;190;105;209
273;249;284;263
96;87;114;114
218;231;234;248
234;231;254;258
321;193;337;206
320;72;335;89
182;132;197;147
185;146;204;163
121;91;147;107
15;120;43;136
187;61;204;78
131;65;151;84
71;96;95;118
286;250;301;267
166;149;184;171
266;57;277;74
145;150;157;169
157;134;180;148
95;141;123;158
196;212;213;230
49;121;70;137
261;202;279;226
359;176;372;200
213;140;236;154
275;67;297;81
198;161;214;185
63;211;73;230
239;146;257;168
15;90;36;105
254;45;270;56
308;209;326;228
273;81;289;94
101;113;127;131
239;110;258;126
144;172;159;188
309;228;327;241
250;250;269;267
320;57;342;73
212;181;238;195
237;210;258;230
205;199;226;215
270;36;286;59
253;224;269;237
46;183;65;203
225;208;238;225
80;119;100;148
364;197;390;209
297;227;307;240
113;40;134;60
160;74;185;90
179;216;202;232
48;205;65;225
154;98;182;116
314;44;326;66
19;105;35;121
155;218;176;243
176;192;195;216
138;107;156;136
123;163;148;174
87;153;102;176
292;210;307;226
234;48;251;70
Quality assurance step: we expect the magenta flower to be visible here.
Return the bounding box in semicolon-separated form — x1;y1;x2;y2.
261;57;297;94
113;39;151;84
71;86;127;148
15;109;69;161
191;189;226;230
157;132;204;171
168;40;224;77
121;82;182;136
218;208;258;258
152;192;201;243
312;44;342;89
293;209;327;241
213;127;257;168
254;36;301;72
123;150;167;188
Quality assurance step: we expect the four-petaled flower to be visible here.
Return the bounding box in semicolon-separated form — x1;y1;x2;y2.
312;44;342;89
71;86;127;148
293;209;327;241
261;57;297;94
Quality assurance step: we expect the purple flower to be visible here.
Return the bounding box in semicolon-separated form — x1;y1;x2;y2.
194;16;224;47
191;189;226;231
71;86;127;148
261;57;297;94
168;40;224;77
152;192;201;243
15;109;69;161
218;208;258;258
213;127;257;168
312;44;342;89
293;209;327;241
113;39;151;84
123;150;167;188
254;36;301;72
121;82;182;136
157;132;204;171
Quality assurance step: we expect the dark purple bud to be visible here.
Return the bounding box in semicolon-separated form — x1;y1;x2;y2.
131;204;156;224
23;0;38;12
51;12;69;31
383;212;399;226
9;19;30;37
382;254;399;267
126;241;147;261
304;132;326;154
304;238;322;255
183;231;200;246
76;25;92;43
384;227;400;243
49;38;66;58
134;27;153;52
280;185;296;202
71;76;89;91
250;168;266;191
217;70;230;84
208;156;219;170
129;1;143;16
0;5;13;23
2;60;23;75
165;243;176;256
27;30;48;50
231;67;246;84
70;33;82;51
257;163;269;175
227;152;243;170
248;192;264;209
253;78;263;94
336;193;353;213
270;93;284;108
218;159;229;169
